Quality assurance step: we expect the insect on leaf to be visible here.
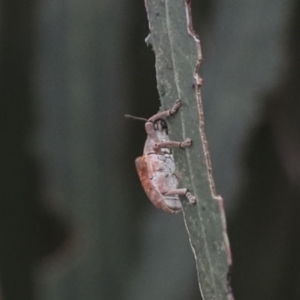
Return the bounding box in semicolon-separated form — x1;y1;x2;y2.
144;0;234;299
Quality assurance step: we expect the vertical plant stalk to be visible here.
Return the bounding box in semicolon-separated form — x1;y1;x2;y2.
144;0;233;299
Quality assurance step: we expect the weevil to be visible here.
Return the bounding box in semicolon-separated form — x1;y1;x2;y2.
126;100;196;214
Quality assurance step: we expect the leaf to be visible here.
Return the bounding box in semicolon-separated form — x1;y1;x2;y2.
144;0;234;299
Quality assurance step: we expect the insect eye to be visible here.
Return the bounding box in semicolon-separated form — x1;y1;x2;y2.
154;119;168;132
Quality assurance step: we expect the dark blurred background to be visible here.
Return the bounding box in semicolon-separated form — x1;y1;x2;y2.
0;0;299;299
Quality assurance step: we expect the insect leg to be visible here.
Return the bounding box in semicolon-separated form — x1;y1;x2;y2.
147;100;181;123
164;189;196;204
154;138;192;150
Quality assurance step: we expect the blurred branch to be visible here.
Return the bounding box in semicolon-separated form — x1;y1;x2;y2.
0;1;67;299
144;0;233;299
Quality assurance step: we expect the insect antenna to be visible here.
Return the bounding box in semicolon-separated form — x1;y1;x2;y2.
124;114;147;122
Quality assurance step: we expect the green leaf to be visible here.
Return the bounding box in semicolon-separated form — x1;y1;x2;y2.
144;1;233;299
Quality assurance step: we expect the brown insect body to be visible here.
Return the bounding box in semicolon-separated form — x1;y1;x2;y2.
136;119;182;213
131;101;196;214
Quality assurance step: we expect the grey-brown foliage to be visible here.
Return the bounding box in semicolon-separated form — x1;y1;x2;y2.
144;1;232;299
